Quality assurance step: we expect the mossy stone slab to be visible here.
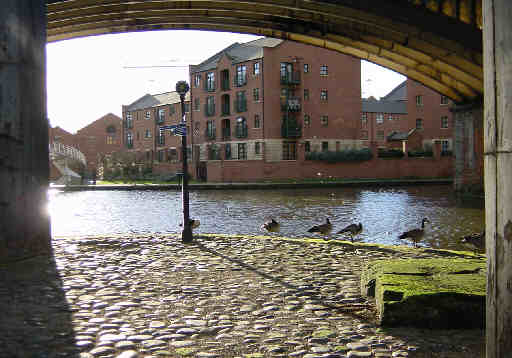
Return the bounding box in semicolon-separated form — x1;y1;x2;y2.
361;258;486;328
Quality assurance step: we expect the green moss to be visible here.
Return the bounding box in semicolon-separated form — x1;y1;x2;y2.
362;258;486;328
175;348;196;356
312;329;336;338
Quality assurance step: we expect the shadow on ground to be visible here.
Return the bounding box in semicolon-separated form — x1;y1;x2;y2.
0;255;77;357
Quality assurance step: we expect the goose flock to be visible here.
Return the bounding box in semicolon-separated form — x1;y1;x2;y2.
259;216;485;252
181;216;484;252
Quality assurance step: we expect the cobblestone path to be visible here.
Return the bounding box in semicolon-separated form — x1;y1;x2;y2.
0;235;484;358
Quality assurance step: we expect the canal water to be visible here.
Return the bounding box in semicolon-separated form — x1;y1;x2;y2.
48;184;484;250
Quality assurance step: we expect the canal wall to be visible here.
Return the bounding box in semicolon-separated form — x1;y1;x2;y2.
205;148;453;183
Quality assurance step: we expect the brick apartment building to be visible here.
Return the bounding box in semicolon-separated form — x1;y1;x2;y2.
121;91;191;175
189;38;362;181
361;79;454;153
117;38;455;182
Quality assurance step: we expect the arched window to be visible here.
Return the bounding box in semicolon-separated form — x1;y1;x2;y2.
106;125;116;133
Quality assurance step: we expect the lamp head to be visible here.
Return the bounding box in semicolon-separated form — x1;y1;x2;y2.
176;81;189;96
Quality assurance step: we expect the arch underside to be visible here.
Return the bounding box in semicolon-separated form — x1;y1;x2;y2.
47;0;483;103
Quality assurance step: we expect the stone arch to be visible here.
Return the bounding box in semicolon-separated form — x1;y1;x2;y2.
46;0;483;103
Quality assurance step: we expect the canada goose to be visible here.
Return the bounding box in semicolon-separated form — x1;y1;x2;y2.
337;223;363;242
180;219;200;230
307;218;333;236
398;218;430;247
461;232;485;253
261;218;280;233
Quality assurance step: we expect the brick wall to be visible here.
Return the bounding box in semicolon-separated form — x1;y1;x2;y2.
205;146;453;182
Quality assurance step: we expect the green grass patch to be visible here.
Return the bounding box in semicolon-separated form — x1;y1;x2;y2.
361;258;486;328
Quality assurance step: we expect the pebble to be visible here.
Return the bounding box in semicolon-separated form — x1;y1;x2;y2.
2;235;483;358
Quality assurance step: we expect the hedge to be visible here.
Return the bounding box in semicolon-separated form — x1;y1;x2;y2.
305;148;373;163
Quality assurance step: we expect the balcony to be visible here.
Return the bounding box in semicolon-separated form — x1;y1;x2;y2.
281;97;302;112
235;125;248;139
205;128;216;141
221;79;230;91
221;70;230;91
235;98;247;113
222;127;231;141
204;103;216;117
221;104;230;116
156;116;165;124
281;117;302;138
234;75;247;87
204;84;216;92
280;70;301;85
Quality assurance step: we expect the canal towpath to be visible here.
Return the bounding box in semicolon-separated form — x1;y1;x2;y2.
52;178;453;191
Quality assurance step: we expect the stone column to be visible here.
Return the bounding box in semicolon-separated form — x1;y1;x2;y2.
483;1;512;356
0;0;50;262
451;102;484;194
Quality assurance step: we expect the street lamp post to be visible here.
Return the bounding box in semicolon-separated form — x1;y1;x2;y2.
176;80;192;243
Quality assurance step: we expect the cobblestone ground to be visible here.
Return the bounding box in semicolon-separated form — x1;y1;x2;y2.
0;235;484;358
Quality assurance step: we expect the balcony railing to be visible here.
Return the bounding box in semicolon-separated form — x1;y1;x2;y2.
222;127;231;140
234;75;247;87
221;78;230;91
235;98;247;113
281;97;302;112
205;128;216;140
280;70;301;85
126;142;133;149
281;117;302;138
235;125;248;138
204;83;216;92
204;103;216;117
221;103;230;116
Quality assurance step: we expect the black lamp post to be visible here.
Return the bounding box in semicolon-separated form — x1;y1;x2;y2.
176;80;192;243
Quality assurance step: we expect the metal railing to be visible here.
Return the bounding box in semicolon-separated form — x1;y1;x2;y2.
49;141;86;166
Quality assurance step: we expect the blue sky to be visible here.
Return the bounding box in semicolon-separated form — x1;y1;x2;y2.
46;30;405;133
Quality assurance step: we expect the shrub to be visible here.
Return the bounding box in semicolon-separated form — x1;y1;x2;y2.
408;150;433;157
305;148;373;163
378;148;404;158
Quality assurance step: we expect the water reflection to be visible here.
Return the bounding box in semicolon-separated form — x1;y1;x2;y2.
48;185;484;250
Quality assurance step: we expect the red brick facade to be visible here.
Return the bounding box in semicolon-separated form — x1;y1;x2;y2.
362;79;454;153
121;92;191;176
119;39;456;183
189;38;363;181
75;113;123;173
48;113;122;180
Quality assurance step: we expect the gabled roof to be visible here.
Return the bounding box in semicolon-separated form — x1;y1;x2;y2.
387;128;417;141
76;113;122;134
124;91;191;112
362;98;407;114
190;37;282;73
381;80;407;101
